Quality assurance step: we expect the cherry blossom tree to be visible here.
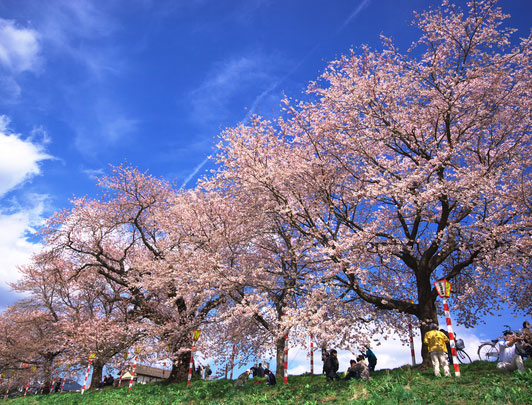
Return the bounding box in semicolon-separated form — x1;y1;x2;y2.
0;302;65;394
213;0;532;361
39;166;229;382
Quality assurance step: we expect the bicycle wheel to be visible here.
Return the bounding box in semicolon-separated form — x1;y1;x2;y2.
478;343;498;361
456;349;471;364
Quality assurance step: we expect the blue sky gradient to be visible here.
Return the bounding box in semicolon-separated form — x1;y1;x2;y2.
0;0;531;375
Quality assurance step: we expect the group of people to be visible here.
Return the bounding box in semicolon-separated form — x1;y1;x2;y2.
97;374;115;388
424;320;531;377
322;346;377;382
236;363;276;386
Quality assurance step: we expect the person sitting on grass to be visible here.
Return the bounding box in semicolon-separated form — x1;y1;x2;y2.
354;355;370;380
343;359;360;381
323;349;340;382
497;330;525;374
423;323;450;377
266;369;276;385
235;369;251;386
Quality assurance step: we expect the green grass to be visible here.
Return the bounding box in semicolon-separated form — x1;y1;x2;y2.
6;360;532;404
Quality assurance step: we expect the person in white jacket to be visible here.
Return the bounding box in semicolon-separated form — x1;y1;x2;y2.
497;330;525;374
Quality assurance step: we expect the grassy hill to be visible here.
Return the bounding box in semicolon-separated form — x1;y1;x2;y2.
6;360;532;404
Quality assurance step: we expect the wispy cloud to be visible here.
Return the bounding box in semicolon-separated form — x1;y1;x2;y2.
189;53;286;126
73;99;140;158
0;18;41;73
0;18;41;102
336;0;371;35
181;156;210;188
183;1;372;188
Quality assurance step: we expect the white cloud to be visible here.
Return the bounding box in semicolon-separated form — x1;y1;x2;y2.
0;194;47;288
0;117;52;288
0;116;52;197
0;18;41;74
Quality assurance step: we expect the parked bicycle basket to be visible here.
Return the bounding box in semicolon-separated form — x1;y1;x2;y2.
456;339;465;350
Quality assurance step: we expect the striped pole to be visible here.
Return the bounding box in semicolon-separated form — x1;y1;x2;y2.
60;374;68;393
81;354;95;394
50;377;56;393
128;355;138;391
2;373;8;400
187;330;201;387
408;322;416;366
283;332;288;384
186;345;195;387
310;334;314;374
23;380;30;397
442;298;460;377
229;345;235;380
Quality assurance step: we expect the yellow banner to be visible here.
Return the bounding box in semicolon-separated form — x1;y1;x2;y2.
193;330;201;341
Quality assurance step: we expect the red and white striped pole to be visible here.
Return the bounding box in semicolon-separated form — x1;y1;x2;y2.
229;345;235;380
50;377;56;393
309;334;314;374
186;348;194;387
434;279;460;377
2;372;9;400
118;353;128;388
81;354;95;395
442;298;460;377
23;364;30;397
283;331;288;384
128;348;140;391
187;330;201;387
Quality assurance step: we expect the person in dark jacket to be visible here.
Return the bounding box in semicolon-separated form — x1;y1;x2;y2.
323;349;339;381
364;346;377;372
266;370;276;385
257;363;265;377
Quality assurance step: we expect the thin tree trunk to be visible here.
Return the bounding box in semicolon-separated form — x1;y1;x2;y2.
275;335;286;378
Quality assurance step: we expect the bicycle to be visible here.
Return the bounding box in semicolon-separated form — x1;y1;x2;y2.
455;338;472;363
477;339;499;361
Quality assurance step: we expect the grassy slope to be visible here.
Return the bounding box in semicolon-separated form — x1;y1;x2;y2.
6;360;532;405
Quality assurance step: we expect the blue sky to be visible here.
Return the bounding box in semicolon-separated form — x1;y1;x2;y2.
1;0;531;374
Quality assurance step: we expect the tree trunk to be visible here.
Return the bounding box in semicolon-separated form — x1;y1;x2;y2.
89;362;104;391
275;335;286;379
416;270;439;365
42;356;54;394
165;351;191;383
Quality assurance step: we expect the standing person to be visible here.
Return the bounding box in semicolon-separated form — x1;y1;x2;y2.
364;346;377;372
439;329;453;365
520;321;532;357
321;346;328;375
497;330;525;374
323;349;340;382
250;364;258;378
257;363;265;378
205;365;212;380
266;369;276;385
423;323;451;377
